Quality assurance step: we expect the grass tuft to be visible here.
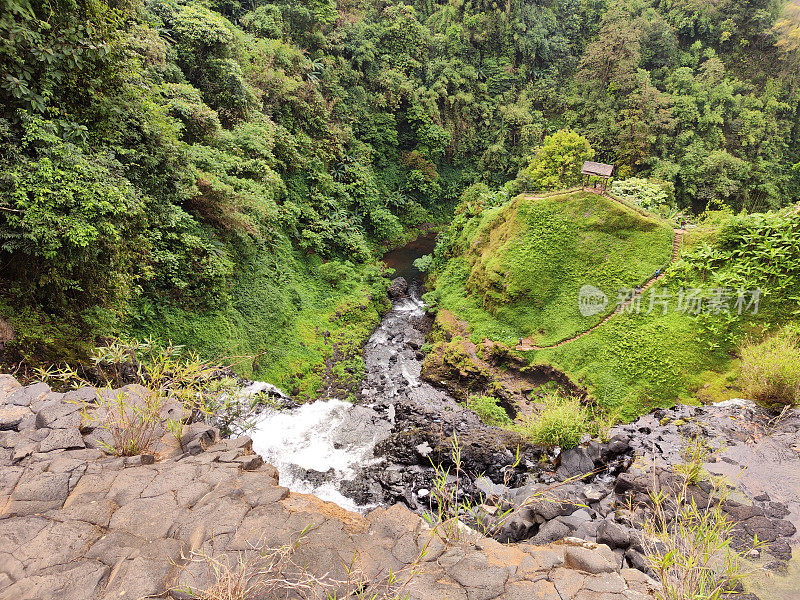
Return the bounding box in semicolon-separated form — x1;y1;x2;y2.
739;327;800;407
514;394;590;449
464;394;512;426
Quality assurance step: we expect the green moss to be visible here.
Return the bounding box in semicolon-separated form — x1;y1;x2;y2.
125;239;389;401
429;191;673;346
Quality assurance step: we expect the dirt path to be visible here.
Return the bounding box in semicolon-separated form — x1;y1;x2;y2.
516;226;683;352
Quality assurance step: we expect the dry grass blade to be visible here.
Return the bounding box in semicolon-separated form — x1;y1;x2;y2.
175;529;424;600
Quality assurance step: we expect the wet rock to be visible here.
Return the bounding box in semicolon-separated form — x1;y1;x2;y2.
387;277;408;298
605;434;631;455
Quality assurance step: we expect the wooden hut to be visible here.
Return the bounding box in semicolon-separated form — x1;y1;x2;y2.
581;161;614;192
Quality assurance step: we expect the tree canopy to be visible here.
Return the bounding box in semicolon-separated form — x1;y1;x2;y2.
1;0;799;362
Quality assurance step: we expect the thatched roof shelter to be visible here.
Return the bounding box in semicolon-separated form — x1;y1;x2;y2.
581;161;615;191
581;161;615;178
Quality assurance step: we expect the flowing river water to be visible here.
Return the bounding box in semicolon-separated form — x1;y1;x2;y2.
250;232;442;511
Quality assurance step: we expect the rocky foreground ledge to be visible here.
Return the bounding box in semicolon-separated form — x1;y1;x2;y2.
0;375;659;600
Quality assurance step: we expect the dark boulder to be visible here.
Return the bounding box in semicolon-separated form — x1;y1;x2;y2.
556;446;594;480
625;548;651;574
387;277;408;298
498;513;536;543
531;518;572;544
596;519;632;550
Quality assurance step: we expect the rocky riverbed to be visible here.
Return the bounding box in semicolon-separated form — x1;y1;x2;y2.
0;374;662;600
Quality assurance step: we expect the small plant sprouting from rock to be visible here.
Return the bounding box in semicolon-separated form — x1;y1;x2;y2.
638;436;765;600
673;435;711;486
65;337;242;456
34;362;89;390
424;433;523;541
80;390;163;456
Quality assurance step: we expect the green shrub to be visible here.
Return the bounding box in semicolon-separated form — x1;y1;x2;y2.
413;254;433;272
611;177;674;211
516;395;589;449
465;394;512;426
316;260;355;287
368;206;404;242
739;328;800;406
514;129;594;191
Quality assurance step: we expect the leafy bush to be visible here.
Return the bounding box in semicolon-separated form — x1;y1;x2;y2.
673;435;711;485
368;206;404;242
316;260;355;288
240;5;284;38
516;394;589;449
455;182;510;216
412;254;433;273
739;328;800;406
611;178;674;211
514;129;594;191
0;116;142;333
465;394;512;426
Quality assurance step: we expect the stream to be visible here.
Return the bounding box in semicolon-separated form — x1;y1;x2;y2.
250;232;444;511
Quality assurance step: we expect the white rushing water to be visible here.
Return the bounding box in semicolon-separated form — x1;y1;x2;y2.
249;395;385;512
245;285;424;512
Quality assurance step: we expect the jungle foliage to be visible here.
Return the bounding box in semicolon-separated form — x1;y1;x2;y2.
1;0;799;388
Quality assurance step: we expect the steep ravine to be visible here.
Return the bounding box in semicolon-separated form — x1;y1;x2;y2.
242;239;799;598
248;236;543;512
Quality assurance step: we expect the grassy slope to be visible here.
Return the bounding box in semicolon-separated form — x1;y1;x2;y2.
127;239;389;400
428;191;744;418
431;191;673;346
528;306;736;419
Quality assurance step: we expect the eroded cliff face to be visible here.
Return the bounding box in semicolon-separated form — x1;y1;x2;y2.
0;375;661;600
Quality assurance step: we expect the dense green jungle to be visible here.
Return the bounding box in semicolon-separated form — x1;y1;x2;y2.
2;0;800;412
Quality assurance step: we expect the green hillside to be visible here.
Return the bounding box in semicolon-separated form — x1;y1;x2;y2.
427;192;800;418
427;191;673;346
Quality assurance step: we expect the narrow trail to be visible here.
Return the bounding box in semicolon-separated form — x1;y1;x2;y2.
515;189;684;351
